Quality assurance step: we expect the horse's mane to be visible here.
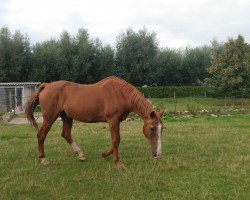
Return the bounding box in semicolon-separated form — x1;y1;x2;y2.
103;76;153;118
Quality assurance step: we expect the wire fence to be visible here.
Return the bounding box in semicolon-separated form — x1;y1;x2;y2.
170;93;248;113
0;87;249;116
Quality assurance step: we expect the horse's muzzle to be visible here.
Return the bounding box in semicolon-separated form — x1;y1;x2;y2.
152;152;161;158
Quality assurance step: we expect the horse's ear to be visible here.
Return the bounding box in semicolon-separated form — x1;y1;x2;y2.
158;108;166;117
150;111;156;119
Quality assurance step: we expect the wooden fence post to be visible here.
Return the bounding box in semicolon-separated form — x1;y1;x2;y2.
174;92;177;113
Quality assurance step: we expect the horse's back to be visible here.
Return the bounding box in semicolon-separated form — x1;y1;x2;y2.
38;78;130;122
44;80;76;89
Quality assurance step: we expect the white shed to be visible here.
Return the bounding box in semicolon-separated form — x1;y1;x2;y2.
0;82;40;113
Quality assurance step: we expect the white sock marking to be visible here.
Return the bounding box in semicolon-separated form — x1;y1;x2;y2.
71;141;82;154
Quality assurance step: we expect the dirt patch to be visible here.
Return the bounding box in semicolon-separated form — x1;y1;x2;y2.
8;116;61;125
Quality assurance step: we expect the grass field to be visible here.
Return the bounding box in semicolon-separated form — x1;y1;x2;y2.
0;113;249;199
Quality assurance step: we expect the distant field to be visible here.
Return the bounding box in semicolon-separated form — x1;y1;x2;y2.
0;115;249;199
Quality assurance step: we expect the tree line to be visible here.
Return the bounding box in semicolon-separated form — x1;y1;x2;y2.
0;26;249;95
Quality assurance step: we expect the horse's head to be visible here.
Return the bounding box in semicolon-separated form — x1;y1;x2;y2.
143;109;165;158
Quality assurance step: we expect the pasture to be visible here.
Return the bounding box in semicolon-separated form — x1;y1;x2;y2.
0;112;249;199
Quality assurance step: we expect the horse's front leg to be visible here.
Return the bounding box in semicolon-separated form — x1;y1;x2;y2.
101;147;113;158
108;120;124;168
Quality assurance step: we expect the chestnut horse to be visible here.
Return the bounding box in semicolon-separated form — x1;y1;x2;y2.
25;76;164;168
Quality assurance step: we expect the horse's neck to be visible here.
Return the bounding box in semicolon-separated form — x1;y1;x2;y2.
118;80;153;120
130;97;153;120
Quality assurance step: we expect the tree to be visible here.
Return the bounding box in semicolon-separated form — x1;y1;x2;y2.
0;27;12;81
210;37;224;58
206;35;250;96
12;31;32;81
0;27;32;82
72;29;103;83
180;45;211;85
57;30;77;81
155;48;182;86
31;39;61;82
116;27;158;86
99;45;116;79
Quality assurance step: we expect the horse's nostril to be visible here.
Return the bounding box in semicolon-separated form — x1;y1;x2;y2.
152;152;157;157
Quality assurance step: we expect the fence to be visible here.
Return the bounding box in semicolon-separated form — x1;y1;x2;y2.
0;86;249;116
143;92;249;118
168;92;248;113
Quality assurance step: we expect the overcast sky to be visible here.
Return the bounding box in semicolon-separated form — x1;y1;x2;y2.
0;0;249;48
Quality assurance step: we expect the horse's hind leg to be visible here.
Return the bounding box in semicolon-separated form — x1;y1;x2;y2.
37;120;54;164
61;114;86;161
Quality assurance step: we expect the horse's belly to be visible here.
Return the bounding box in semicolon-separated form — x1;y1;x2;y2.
75;114;107;123
64;105;106;123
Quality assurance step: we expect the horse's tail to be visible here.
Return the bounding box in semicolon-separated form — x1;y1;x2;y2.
25;83;47;129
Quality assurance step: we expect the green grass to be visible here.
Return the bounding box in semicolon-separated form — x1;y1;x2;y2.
0;114;249;199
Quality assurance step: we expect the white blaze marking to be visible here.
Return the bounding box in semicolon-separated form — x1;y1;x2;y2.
157;124;162;155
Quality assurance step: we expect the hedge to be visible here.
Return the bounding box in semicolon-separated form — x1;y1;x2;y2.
137;86;219;98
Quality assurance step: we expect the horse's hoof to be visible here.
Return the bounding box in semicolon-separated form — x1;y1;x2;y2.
41;157;50;165
78;154;86;161
101;152;107;158
37;152;44;158
115;161;126;169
